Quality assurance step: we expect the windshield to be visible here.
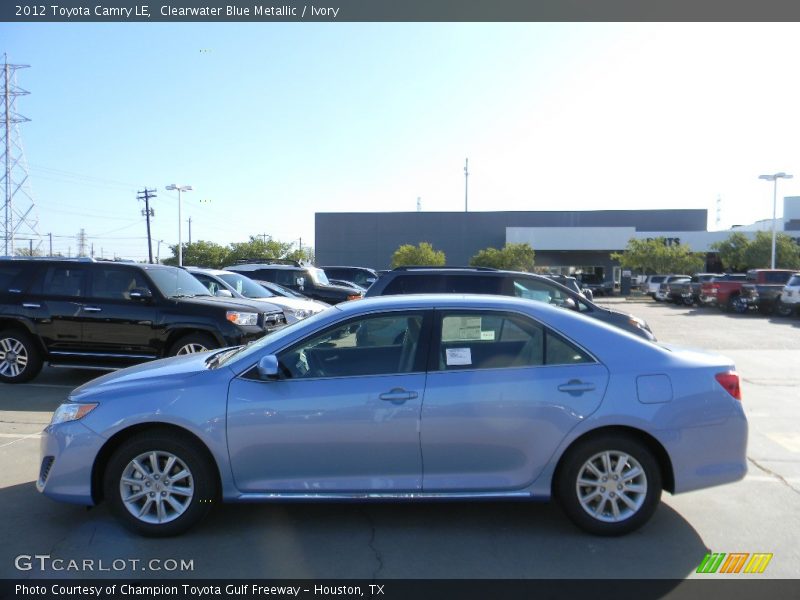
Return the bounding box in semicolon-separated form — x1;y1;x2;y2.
148;268;212;298
219;273;276;298
215;307;335;368
266;281;307;298
307;268;330;286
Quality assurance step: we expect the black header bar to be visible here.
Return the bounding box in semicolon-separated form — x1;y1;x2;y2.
4;0;800;23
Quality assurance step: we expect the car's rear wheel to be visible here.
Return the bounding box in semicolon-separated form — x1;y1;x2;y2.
0;329;43;384
104;431;217;536
555;435;662;536
169;333;218;356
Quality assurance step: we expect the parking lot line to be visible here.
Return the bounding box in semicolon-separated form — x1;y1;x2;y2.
0;432;42;448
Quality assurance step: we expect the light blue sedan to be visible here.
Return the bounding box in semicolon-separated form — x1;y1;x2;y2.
37;294;747;537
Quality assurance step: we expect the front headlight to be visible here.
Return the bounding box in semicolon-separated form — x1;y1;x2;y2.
50;402;98;426
226;311;259;326
292;309;312;320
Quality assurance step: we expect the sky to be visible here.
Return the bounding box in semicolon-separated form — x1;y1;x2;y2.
3;22;800;260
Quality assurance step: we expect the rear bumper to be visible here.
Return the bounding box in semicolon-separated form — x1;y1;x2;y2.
667;411;749;494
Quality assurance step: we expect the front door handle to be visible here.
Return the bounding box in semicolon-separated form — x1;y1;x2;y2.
22;303;41;309
379;388;419;402
82;306;103;313
557;379;596;394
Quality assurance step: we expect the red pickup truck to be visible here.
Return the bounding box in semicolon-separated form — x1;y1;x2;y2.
699;270;795;313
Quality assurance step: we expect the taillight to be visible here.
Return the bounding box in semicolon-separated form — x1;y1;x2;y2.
715;371;742;401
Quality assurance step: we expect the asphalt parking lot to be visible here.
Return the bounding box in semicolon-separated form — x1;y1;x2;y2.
1;299;798;580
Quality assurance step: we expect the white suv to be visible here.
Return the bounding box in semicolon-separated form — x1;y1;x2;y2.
776;273;800;317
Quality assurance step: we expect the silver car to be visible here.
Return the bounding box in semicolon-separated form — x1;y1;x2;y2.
38;294;747;537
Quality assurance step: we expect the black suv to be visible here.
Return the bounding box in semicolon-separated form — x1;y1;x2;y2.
364;266;655;340
224;259;364;305
0;258;286;383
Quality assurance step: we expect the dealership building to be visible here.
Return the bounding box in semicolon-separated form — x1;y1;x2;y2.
315;197;800;284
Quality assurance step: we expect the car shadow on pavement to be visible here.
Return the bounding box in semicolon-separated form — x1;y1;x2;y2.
1;481;707;586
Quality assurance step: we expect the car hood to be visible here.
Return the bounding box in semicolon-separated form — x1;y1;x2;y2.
263;296;328;312
172;295;281;313
69;352;217;401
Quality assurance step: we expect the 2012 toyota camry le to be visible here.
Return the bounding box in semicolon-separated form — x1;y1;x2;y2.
37;294;748;537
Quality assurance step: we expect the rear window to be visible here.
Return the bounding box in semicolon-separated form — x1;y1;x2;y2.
763;271;793;284
650;276;666;283
0;265;27;291
383;274;446;295
788;275;800;287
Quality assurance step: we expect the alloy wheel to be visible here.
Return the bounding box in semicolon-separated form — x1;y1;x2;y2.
119;451;195;524
175;343;209;355
575;450;648;523
0;337;29;378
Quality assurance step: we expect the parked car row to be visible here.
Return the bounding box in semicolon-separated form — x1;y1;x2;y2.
646;269;800;317
0;258;288;383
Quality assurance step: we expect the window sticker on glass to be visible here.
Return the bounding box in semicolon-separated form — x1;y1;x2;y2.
480;330;495;341
442;316;483;341
446;348;472;366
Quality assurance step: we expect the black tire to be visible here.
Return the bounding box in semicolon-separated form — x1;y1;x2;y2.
555;435;662;536
682;296;694;306
168;332;219;357
775;300;794;318
103;430;217;537
0;329;44;384
731;296;748;314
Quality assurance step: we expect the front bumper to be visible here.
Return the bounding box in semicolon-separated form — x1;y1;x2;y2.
37;420;106;505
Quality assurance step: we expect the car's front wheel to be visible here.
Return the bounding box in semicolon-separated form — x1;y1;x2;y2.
104;431;217;536
0;329;43;384
555;435;662;536
169;333;218;356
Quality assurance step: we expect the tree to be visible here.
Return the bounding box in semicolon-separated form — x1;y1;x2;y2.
742;231;800;270
469;243;535;271
710;232;750;271
14;247;42;257
227;236;295;264
391;242;446;268
611;237;705;274
163;240;230;268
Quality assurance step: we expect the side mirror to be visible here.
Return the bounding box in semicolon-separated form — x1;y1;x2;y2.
561;297;577;310
129;288;153;300
215;289;234;298
257;355;279;379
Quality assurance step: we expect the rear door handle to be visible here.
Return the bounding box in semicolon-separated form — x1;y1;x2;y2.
379;388;419;402
82;306;102;313
557;379;596;394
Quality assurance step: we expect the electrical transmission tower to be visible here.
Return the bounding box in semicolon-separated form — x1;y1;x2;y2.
2;55;39;256
77;228;88;257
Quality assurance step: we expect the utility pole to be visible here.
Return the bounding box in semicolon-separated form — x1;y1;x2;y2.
156;240;163;263
48;232;52;256
464;158;469;212
137;188;156;263
90;242;94;258
187;216;192;245
259;233;270;244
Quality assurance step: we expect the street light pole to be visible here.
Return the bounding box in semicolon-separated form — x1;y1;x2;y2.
758;172;792;269
165;184;192;266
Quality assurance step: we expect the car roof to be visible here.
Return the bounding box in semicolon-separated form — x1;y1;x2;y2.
225;263;304;271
